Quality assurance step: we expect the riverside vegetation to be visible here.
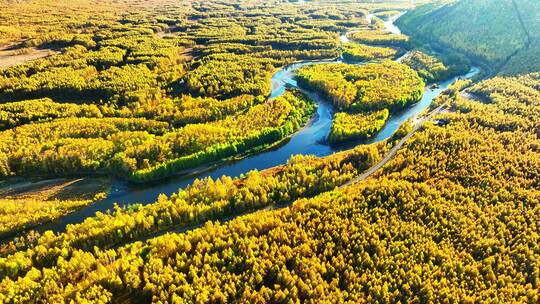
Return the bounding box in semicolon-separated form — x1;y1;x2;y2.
1;0;539;303
1;71;539;303
296;61;424;143
0;0;435;232
0;0;445;182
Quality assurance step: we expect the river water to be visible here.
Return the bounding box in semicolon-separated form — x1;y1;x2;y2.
34;13;479;234
384;12;405;35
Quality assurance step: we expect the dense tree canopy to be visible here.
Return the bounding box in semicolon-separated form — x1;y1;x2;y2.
397;0;540;75
341;42;398;62
1;73;539;303
348;29;409;48
2;1;539;303
296;61;424;111
329;109;389;143
0;0;432;245
0;0;376;181
401;50;469;83
0;91;314;181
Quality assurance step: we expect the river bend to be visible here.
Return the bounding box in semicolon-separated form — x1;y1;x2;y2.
33;13;479;234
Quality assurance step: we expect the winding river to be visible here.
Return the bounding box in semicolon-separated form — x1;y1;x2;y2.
34;13;479;234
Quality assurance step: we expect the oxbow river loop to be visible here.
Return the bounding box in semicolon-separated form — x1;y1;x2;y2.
32;13;479;234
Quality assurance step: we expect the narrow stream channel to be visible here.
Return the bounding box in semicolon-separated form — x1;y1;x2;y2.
33;13;479;234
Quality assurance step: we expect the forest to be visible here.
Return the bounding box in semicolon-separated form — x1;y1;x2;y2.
1;0;539;303
341;43;398;62
397;0;540;75
329;109;389;143
1;72;539;303
0;0;434;249
400;50;469;83
296;61;424;111
0;0;442;183
348;29;409;48
0;91;314;181
0;0;357;182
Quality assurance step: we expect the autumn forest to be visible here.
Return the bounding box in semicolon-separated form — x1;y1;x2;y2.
0;0;539;303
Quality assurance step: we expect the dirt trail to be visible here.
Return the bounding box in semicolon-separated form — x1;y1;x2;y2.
340;103;446;188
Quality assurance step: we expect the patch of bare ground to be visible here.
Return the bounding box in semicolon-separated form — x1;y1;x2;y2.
460;91;491;103
0;177;109;202
0;177;110;239
438;107;453;114
180;47;194;61
0;44;56;69
155;25;176;39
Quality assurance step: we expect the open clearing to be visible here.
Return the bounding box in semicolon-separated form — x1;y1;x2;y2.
0;44;55;69
0;177;109;202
